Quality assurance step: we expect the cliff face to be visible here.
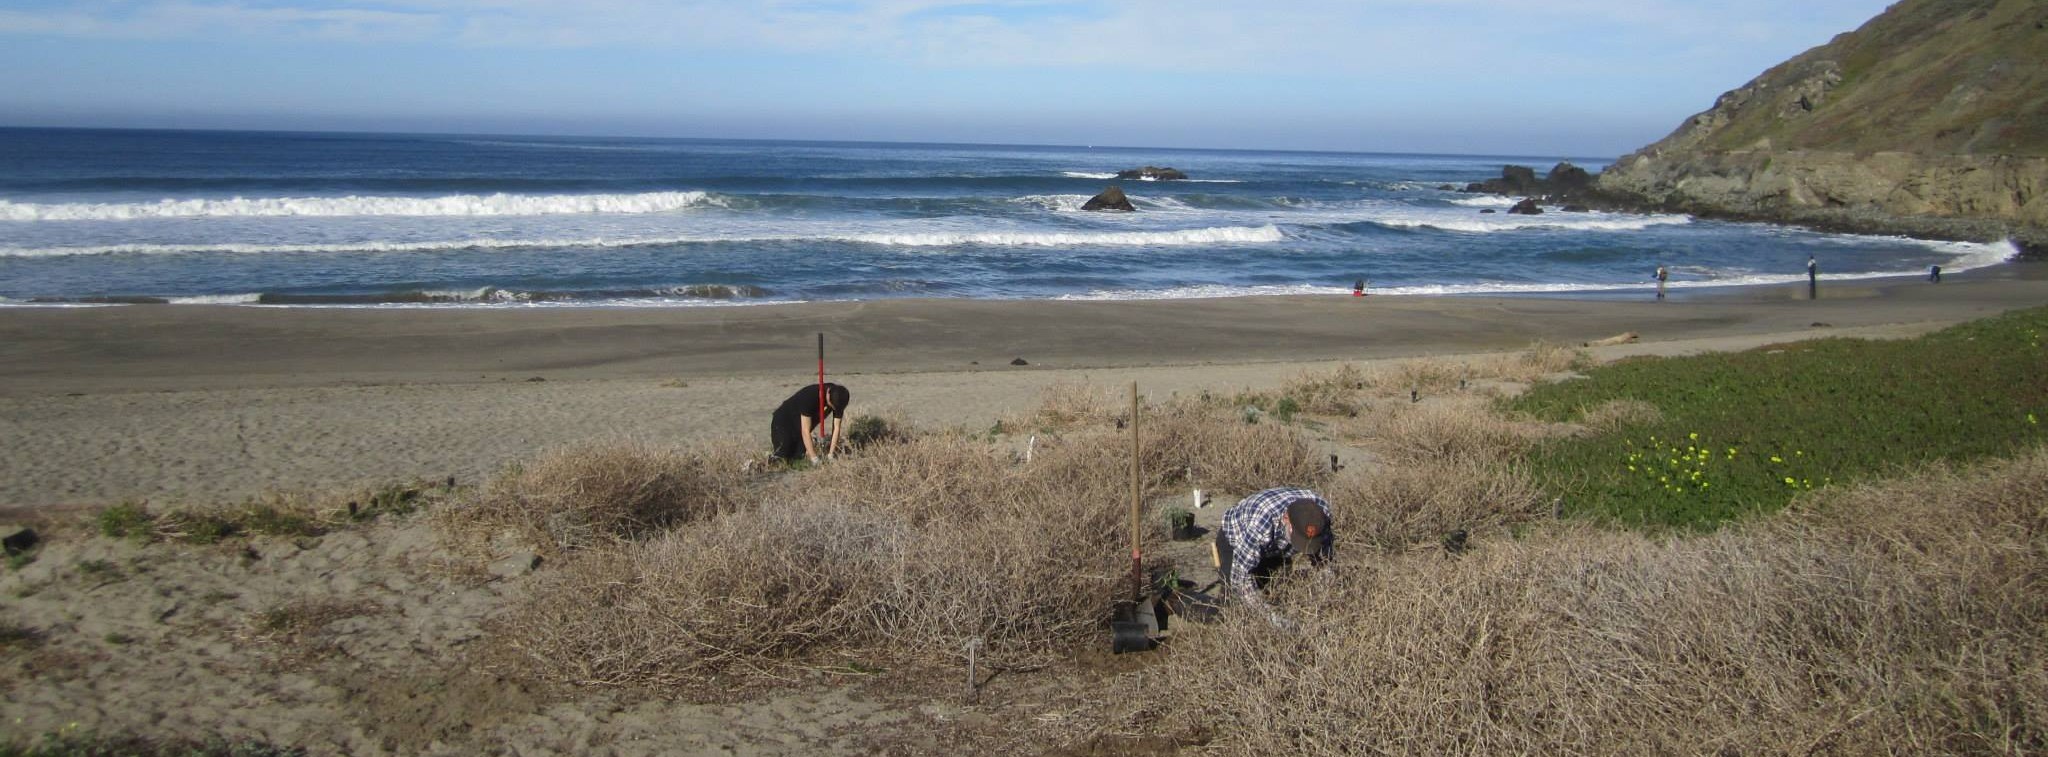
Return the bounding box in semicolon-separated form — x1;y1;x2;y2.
1597;0;2048;251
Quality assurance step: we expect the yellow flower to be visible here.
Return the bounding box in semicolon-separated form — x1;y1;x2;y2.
1688;432;1699;441
1783;477;1796;485
1770;455;1783;463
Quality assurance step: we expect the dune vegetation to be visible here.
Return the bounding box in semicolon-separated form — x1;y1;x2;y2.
10;306;2045;754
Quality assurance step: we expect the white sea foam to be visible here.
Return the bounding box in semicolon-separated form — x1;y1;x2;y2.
147;296;775;310
1135;197;1197;211
840;225;1284;247
1011;194;1092;211
1012;193;1195;212
164;293;264;305
1060;171;1237;183
0;191;722;221
0;224;1288;257
1058;283;1351;301
0;296;119;308
1448;196;1520;207
1877;237;2017;271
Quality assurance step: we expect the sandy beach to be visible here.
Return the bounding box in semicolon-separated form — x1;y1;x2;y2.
4;266;2045;508
4;266;2045;756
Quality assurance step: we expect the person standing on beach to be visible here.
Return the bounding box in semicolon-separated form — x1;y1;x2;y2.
1215;487;1334;628
1807;254;1819;299
1655;265;1669;300
771;382;849;463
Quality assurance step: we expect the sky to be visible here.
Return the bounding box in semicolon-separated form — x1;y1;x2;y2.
0;0;1901;156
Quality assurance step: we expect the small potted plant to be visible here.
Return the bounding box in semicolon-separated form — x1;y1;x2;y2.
1163;506;1197;541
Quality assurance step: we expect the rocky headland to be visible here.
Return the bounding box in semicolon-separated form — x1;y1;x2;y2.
1590;0;2046;258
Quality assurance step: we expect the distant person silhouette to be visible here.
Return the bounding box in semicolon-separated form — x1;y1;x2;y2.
1807;255;1819;299
1655;265;1668;300
1929;264;1942;283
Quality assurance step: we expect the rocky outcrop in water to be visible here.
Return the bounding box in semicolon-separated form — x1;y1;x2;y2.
1082;186;1136;212
1463;162;1595;204
1592;0;2048;258
1116;166;1188;181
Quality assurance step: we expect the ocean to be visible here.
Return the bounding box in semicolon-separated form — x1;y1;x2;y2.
0;127;2016;307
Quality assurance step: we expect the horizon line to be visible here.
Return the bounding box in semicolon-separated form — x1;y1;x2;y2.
0;123;1625;164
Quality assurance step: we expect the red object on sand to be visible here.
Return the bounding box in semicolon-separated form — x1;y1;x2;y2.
817;333;826;434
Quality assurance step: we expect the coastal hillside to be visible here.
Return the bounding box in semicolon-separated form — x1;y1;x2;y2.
1597;0;2048;250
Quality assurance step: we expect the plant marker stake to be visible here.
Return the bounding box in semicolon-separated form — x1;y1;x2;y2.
817;333;826;445
965;637;981;703
1130;382;1142;599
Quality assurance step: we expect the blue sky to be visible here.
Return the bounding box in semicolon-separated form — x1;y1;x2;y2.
0;1;1897;156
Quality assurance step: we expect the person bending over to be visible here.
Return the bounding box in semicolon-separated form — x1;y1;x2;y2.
1215;487;1334;628
770;382;849;463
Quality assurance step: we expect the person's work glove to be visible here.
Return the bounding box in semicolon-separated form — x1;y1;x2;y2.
807;454;820;464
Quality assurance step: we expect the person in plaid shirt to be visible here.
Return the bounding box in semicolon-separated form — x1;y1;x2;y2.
1216;487;1334;626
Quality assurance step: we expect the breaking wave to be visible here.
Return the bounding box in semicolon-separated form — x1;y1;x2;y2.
0;191;723;220
0;225;1288;257
18;284;778;307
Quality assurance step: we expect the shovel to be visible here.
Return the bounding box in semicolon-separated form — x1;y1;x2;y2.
1111;382;1158;654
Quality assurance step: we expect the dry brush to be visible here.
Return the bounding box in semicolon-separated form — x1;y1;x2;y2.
1150;448;2048;755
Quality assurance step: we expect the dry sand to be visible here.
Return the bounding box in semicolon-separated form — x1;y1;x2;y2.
4;267;2043;508
2;266;2045;754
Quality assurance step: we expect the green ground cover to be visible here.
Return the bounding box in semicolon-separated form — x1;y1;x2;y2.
1511;305;2048;529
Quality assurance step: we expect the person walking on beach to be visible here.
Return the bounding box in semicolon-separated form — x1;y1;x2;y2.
1807;254;1819;299
1215;487;1334;628
1655;265;1669;300
1930;264;1942;283
770;382;849;463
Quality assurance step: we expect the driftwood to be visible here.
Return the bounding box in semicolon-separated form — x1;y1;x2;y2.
1582;332;1640;347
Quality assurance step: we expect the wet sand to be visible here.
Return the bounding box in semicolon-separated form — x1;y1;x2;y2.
3;266;2043;507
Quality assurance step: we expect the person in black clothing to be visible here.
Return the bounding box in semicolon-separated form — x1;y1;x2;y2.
771;382;850;463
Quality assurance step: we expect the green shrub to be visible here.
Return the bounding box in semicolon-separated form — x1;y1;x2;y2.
94;502;154;541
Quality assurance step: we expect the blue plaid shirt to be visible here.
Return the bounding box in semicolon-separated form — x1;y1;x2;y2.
1219;487;1334;606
